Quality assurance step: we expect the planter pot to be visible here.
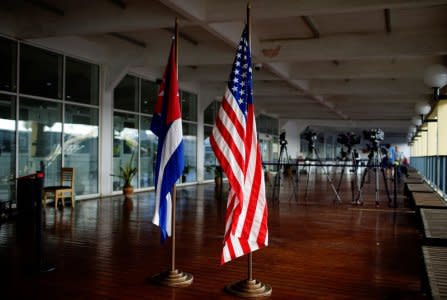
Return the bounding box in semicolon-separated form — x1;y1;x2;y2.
123;186;134;199
215;176;223;199
215;176;222;189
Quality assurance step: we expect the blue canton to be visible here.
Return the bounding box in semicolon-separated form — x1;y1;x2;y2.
227;26;253;118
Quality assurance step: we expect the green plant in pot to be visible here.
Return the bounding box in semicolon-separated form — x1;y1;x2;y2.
112;152;137;199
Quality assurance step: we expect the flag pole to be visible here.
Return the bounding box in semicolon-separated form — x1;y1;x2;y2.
171;16;179;274
247;1;254;284
151;17;193;287
224;2;272;297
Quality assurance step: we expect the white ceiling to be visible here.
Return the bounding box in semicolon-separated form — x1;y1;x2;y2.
2;0;447;141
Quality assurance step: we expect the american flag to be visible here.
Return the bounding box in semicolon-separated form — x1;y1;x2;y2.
210;26;268;264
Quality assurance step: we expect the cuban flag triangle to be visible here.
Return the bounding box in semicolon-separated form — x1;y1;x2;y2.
151;39;184;242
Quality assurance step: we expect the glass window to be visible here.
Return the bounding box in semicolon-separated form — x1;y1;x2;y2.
326;136;335;160
20;44;62;99
180;90;197;122
0;37;17;92
140;116;157;188
65;57;99;105
141;79;158;115
257;114;278;135
113;112;138;190
204;125;216;180
182;122;197;183
0;95;16;202
18;97;62;186
64;105;99;195
114;75;138;112
204;100;218;125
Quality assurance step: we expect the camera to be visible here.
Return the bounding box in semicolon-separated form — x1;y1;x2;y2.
363;128;384;149
303;131;317;143
337;132;360;151
279;132;288;146
303;130;317;151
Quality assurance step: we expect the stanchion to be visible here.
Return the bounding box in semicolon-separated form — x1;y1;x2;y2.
17;172;55;273
392;164;398;208
35;173;56;273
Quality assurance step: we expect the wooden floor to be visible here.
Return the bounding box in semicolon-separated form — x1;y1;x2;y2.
0;171;427;299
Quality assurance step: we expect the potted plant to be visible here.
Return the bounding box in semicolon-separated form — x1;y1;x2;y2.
112;152;137;199
182;165;190;183
214;165;223;193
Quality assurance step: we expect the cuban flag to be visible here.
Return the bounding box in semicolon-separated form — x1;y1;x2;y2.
151;38;184;242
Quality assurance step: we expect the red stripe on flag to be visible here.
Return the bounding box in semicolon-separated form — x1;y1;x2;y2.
214;116;245;166
227;239;236;261
221;99;245;141
210;135;243;200
244;105;254;172
257;205;268;246
239;237;251;255
241;145;263;240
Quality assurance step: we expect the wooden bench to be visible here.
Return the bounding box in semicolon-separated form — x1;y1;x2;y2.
422;246;447;300
414;192;447;210
404;177;424;184
407;183;434;193
420;208;447;246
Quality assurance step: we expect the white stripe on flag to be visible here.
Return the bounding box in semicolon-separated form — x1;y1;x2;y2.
152;119;183;236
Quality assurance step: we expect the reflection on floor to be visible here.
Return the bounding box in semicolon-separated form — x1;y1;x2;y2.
0;174;427;299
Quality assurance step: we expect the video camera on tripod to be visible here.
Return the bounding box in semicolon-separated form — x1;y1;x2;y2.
279;132;288;146
363;128;384;150
303;130;317;151
337;132;361;152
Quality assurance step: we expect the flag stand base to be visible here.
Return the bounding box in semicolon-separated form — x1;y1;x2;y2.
151;269;193;287
225;279;272;297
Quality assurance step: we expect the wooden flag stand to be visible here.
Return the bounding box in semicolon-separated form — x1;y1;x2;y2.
225;253;272;297
224;3;271;298
151;187;193;287
151;20;193;288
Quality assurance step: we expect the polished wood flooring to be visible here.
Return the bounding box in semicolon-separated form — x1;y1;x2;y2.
0;170;427;299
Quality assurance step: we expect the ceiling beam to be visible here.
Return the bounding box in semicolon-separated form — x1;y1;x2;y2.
301;16;319;38
108;0;126;10
11;1;181;38
288;56;443;79
384;8;391;33
24;0;64;16
179;65;279;81
205;0;447;22
310;79;430;95
108;32;147;48
261;31;447;61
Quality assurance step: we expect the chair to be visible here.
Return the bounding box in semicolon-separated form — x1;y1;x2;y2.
43;168;75;208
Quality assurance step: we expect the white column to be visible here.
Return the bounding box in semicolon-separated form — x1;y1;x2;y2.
196;94;205;182
99;88;114;196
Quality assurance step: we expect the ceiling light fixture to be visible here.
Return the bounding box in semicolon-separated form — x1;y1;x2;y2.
424;64;447;100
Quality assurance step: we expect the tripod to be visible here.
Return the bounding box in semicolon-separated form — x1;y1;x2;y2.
271;142;297;201
354;144;392;206
336;147;361;204
336;147;352;193
304;141;342;203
